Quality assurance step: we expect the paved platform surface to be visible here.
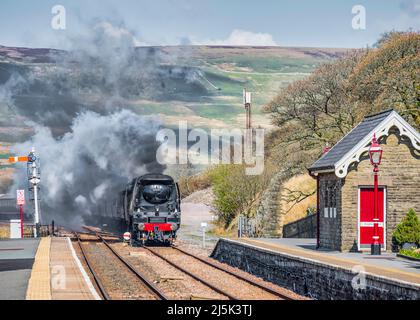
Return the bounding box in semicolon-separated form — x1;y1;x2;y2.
50;237;99;300
0;238;40;299
238;238;420;286
26;237;51;299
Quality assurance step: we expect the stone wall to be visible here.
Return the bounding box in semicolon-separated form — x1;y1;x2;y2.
318;173;343;250
211;239;420;300
255;168;294;237
341;131;420;251
282;214;316;238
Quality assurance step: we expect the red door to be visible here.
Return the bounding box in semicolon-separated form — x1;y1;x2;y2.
359;187;385;250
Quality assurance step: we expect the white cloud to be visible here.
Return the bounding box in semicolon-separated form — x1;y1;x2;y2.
192;29;278;46
373;1;420;34
95;21;146;47
400;0;420;17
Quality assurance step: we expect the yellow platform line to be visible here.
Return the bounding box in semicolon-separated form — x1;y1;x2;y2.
26;237;52;300
240;238;420;285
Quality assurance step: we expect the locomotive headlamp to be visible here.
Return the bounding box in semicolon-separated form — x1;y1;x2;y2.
137;223;145;231
170;223;178;231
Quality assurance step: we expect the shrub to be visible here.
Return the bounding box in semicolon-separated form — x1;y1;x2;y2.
178;170;211;198
399;248;420;260
209;164;272;229
392;208;420;246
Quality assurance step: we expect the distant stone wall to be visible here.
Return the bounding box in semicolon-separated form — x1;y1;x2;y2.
341;131;420;251
211;239;420;300
255;167;300;237
282;214;316;238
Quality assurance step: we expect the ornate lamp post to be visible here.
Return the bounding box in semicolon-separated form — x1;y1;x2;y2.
368;134;383;255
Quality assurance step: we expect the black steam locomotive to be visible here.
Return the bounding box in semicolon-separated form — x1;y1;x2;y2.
117;174;181;245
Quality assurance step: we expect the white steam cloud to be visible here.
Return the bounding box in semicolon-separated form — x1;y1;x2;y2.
1;19;204;228
11;110;164;225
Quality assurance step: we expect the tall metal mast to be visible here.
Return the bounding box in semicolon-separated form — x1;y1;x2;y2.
243;88;252;130
243;88;252;152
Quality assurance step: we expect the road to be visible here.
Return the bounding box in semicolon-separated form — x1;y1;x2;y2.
177;189;218;249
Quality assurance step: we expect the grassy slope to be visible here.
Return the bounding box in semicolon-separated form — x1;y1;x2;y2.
0;45;348;132
0;45;348;197
111;46;349;128
281;174;317;225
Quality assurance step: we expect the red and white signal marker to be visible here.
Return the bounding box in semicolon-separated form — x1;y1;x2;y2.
9;156;29;163
123;232;131;242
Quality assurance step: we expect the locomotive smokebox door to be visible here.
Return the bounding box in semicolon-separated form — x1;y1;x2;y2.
119;173;181;246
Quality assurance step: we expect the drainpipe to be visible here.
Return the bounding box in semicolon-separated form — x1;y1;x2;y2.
316;175;320;249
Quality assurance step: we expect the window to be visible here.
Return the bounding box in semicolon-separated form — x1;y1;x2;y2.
323;181;337;218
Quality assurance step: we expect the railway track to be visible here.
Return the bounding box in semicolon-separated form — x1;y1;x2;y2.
75;228;300;300
75;233;168;300
75;234;110;300
143;246;238;300
170;245;297;300
144;246;297;300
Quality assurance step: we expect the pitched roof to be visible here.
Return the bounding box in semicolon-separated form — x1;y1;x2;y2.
309;109;420;176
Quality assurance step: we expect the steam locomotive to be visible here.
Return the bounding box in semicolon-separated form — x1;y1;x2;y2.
117;173;181;245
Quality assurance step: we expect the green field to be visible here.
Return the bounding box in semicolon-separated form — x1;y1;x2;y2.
168;46;342;128
0;45;348;137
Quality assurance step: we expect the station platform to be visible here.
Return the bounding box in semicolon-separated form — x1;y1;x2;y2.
238;238;420;286
23;237;100;300
49;237;99;300
0;238;40;299
211;238;420;299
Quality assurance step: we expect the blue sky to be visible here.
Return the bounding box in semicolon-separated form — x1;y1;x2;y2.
0;0;419;48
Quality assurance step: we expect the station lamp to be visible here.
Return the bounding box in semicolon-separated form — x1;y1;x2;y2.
369;134;382;169
369;133;383;255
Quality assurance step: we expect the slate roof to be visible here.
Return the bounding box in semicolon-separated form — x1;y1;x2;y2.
309;109;394;172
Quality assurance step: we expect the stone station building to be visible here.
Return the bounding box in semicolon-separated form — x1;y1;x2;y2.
309;109;420;252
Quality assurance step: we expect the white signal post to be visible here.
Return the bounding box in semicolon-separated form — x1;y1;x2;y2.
9;147;41;238
28;148;41;238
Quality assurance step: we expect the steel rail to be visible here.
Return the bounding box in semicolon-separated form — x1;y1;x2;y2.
82;226;121;239
143;246;238;300
99;236;168;300
75;233;110;300
171;245;296;300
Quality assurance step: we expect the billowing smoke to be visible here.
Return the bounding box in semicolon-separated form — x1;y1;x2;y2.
11;110;164;225
0;19;205;226
2;19;206;132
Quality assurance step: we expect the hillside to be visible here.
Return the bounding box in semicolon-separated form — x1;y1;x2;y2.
0;45;349;194
0;45;349;139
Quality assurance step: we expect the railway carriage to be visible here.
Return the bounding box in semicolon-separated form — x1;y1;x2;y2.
118;173;181;245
